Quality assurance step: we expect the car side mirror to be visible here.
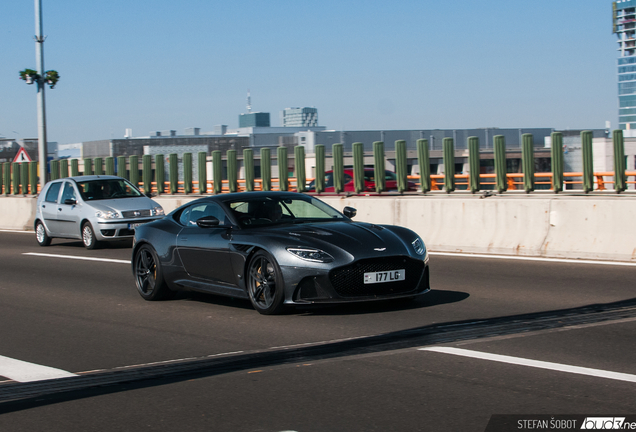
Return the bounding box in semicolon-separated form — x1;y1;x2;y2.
64;199;77;205
343;206;357;218
196;216;220;228
145;192;154;198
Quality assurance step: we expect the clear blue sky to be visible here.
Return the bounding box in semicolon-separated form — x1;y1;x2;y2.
1;0;618;145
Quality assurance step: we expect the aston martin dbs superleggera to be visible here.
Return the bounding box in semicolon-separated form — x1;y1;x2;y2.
131;192;430;314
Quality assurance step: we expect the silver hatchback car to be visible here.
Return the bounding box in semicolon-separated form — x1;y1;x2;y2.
35;175;165;249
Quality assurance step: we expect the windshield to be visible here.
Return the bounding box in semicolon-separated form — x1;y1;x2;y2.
76;179;143;201
225;195;346;227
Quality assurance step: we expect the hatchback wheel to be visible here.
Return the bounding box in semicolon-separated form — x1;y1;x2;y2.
35;221;51;246
82;222;100;249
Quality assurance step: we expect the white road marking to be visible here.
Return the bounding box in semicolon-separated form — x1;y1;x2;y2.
23;252;130;264
0;355;77;382
420;347;636;383
428;252;636;267
0;229;32;233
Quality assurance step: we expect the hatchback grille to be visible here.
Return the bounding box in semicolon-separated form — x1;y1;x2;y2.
329;256;425;298
121;209;151;218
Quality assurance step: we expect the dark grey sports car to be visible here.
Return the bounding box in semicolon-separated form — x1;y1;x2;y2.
132;192;430;314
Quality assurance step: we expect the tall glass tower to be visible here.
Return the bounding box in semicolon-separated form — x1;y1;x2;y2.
614;0;636;130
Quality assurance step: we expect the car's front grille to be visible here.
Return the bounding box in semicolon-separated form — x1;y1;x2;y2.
329;256;425;298
121;209;151;218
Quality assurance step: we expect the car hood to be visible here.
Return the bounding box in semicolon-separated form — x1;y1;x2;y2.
241;221;417;259
84;197;160;212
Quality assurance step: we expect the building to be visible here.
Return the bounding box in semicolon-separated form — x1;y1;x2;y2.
614;0;636;131
281;107;319;127
239;112;270;128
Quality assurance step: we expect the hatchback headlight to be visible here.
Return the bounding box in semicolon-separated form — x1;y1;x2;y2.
95;210;120;219
151;206;165;216
412;237;426;256
287;248;334;263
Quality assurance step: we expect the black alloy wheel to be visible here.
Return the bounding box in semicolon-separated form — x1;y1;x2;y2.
247;250;286;315
35;221;51;246
133;244;173;300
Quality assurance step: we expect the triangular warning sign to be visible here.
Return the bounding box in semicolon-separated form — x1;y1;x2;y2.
13;147;32;163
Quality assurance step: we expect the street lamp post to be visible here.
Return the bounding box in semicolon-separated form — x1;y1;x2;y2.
19;0;60;192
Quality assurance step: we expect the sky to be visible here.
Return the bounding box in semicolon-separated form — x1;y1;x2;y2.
0;0;619;145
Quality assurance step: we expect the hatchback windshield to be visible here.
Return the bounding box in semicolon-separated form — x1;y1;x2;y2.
76;179;143;201
224;195;346;227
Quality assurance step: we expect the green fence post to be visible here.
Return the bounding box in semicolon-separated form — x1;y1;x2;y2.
332;143;344;194
20;163;28;195
315;144;325;193
12;163;20;195
551;132;564;193
105;157;115;176
84;158;93;176
352;142;364;194
50;160;60;181
30;161;37;195
142;155;152;194
70;159;79;176
117;156;127;179
198;152;207;194
417;139;430;193
212;150;223;194
59;159;68;179
613;129;627;193
277;147;288;191
494;135;507;193
129;155;139;188
168;153;178;194
442;138;455;193
373;141;386;194
468;137;480;193
294;146;306;193
522;133;535;193
93;157;102;175
3;162;10;194
395;140;408;193
260;148;271;191
0;163;3;194
243;149;254;192
581;131;594;193
155;154;165;194
227;150;237;193
183;152;192;194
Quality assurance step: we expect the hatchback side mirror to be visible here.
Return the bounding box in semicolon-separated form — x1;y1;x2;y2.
196;216;220;228
343;206;357;218
63;199;77;205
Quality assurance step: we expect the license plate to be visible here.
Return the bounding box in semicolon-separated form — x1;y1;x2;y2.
364;269;405;284
128;222;146;230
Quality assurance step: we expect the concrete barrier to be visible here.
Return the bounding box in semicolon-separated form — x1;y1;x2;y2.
2;193;635;262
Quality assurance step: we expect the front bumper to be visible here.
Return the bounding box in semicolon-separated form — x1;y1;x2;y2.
94;217;162;241
281;255;430;304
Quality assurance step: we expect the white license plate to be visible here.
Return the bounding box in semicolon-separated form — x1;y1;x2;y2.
363;269;405;284
128;222;146;230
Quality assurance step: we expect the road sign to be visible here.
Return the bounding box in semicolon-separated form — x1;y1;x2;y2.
13;147;32;163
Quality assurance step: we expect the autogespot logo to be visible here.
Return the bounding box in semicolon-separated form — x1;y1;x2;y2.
581;417;631;429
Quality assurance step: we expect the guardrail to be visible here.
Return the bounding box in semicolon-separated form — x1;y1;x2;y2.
1;130;634;196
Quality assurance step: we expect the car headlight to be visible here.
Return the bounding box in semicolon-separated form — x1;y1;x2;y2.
151;206;165;216
287;248;334;263
95;210;120;219
412;237;426;256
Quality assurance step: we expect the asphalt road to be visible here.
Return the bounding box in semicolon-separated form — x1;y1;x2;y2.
0;231;635;431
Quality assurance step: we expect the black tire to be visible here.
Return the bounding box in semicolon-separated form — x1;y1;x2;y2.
35;221;51;246
133;244;174;301
247;250;286;315
81;222;100;250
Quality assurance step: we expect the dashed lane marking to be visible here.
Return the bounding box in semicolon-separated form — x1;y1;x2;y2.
23;252;130;264
428;252;636;267
420;346;636;383
0;355;77;383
